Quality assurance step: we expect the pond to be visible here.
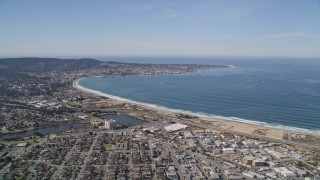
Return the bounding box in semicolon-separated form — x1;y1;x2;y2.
103;114;144;126
0;122;85;140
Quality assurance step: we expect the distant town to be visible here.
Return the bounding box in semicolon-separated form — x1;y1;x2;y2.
0;58;223;133
0;58;320;179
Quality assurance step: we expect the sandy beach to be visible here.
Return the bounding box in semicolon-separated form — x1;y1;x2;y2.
73;78;320;149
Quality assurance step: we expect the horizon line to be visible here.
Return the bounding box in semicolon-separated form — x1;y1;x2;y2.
1;54;320;60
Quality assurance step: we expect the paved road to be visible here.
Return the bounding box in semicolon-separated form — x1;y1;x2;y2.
77;133;99;180
51;136;83;180
0;139;44;178
167;144;191;180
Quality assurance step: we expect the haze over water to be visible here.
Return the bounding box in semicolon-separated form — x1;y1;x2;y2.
79;57;320;134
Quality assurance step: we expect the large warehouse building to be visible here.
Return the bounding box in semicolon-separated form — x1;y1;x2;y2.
164;123;188;132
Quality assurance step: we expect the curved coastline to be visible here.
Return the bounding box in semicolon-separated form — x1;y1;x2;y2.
74;77;320;136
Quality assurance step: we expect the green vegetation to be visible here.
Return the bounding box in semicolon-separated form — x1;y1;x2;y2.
104;143;113;149
310;155;320;166
18;174;27;180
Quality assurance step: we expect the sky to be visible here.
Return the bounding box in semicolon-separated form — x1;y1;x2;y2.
0;0;320;58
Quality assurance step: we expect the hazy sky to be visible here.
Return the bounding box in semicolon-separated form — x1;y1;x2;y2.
1;0;320;57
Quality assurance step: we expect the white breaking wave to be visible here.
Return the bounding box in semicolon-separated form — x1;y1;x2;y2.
75;79;320;136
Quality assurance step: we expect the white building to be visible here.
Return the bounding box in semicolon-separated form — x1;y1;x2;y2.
243;171;266;179
265;148;288;159
16;143;28;147
222;147;235;154
273;167;296;178
164;123;188;132
243;140;258;148
105;121;110;129
184;131;194;138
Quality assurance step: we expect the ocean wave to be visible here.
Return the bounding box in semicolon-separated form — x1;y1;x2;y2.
75;79;320;136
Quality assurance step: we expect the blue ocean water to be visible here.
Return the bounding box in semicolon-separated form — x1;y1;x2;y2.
79;57;320;134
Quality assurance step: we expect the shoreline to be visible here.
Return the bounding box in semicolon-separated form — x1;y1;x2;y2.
73;78;320;139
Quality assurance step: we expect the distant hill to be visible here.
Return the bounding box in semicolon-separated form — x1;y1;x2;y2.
0;57;226;98
0;57;102;73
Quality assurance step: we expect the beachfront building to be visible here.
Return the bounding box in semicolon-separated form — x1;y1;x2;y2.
164;123;188;133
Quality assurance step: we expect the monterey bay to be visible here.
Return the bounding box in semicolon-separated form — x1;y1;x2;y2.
3;1;320;178
77;57;320;135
